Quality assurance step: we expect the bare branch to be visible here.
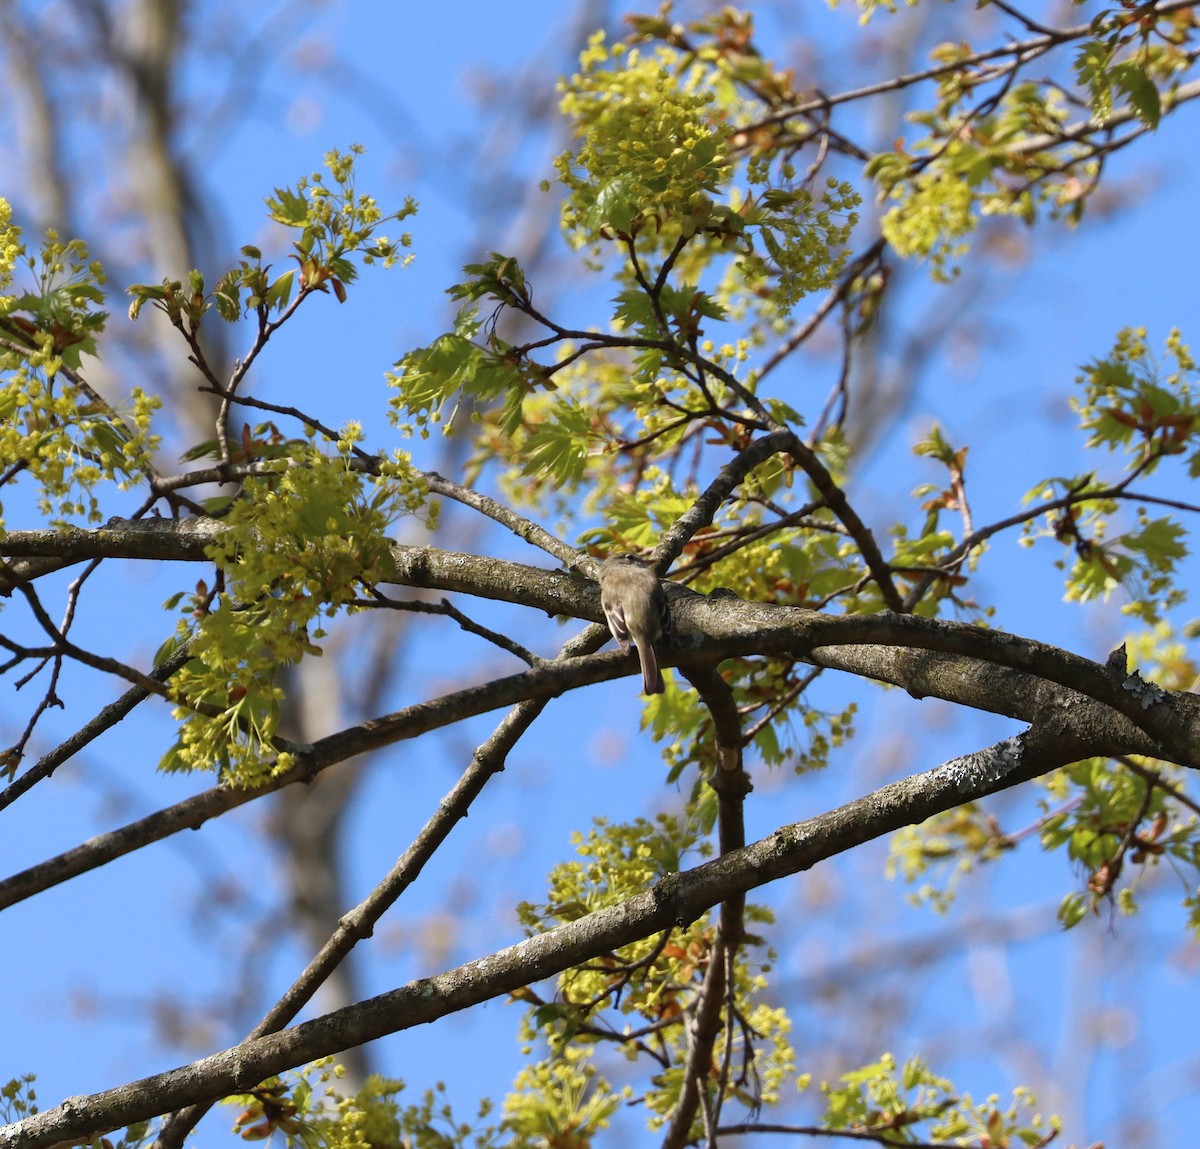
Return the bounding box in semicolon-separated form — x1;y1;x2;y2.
423;470;584;572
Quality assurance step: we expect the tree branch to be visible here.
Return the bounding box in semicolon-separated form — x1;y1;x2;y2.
0;640;615;912
0;723;1113;1149
4;553;1199;910
667;663;749;1147
752;1;1200;127
0;642;192;811
422;470;585;572
150;690;560;1149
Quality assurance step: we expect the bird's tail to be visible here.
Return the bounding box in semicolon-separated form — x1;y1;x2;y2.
639;643;664;695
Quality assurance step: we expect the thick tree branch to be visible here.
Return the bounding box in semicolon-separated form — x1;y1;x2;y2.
4;552;1198;910
0;723;1112;1149
1;425;904;609
656;430;806;567
0;641;613;911
5;523;1197;919
669;663;749;1147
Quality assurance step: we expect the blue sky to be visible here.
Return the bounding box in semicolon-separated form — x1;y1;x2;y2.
4;1;1200;1145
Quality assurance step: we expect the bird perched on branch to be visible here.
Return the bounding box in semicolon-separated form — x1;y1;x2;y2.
598;553;670;695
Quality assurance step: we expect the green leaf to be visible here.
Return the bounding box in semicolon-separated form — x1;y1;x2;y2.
1057;891;1088;929
266;270;295;313
153;630;183;668
265;186;310;228
1124;515;1187;566
519;399;593;485
1111;61;1161;129
449;252;530;305
127;283;168;321
180;438;222;462
202;494;235;516
212;270;242;321
1073;41;1114;120
613;286;655;333
591;175;637;234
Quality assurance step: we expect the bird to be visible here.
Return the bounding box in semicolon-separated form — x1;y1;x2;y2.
597;553;670;695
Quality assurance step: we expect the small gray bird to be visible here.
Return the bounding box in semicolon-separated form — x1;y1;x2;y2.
598;553;669;695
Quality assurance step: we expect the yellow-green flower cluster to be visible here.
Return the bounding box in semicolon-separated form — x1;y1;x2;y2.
871;82;1084;280
0;217;140;530
0;198;20;309
0;374;160;528
224;1064;491;1149
554;32;733;248
162;436;424;786
290;146;417;273
514;814;795;1136
822;1054;1060;1147
878;156;977;282
503;1047;628;1148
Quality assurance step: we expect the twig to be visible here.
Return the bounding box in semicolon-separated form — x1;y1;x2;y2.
422;471;584;572
714;1121;1047;1148
902;479;1200;610
748;5;1200;129
0;641;194;813
12;581;173;700
353;593;542;666
988;0;1059;37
